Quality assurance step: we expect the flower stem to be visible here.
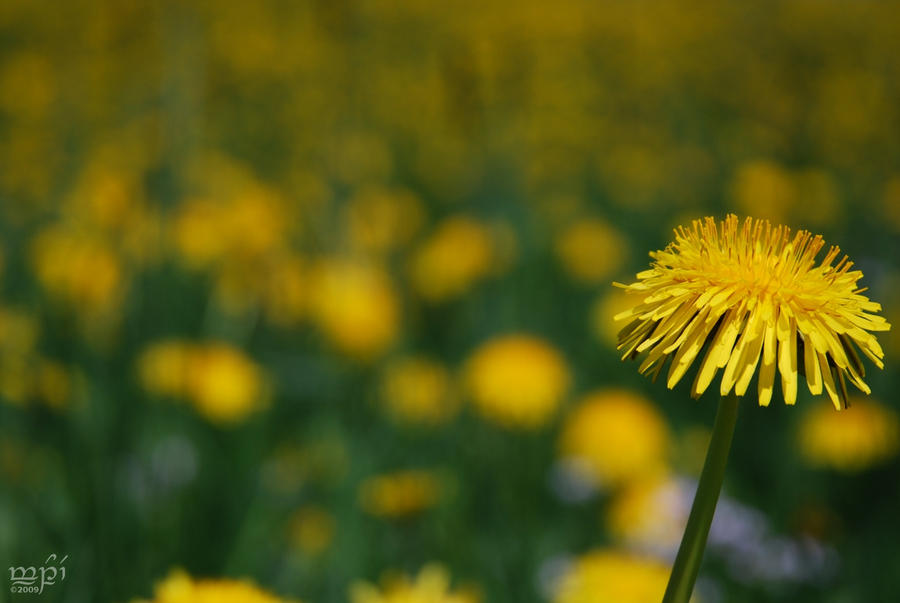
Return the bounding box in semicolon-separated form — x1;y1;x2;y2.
662;392;739;603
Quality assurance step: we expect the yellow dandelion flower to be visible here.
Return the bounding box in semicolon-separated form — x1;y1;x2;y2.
606;475;686;554
350;564;479;603
559;389;670;487
555;218;628;285
380;356;459;426
137;340;194;398
465;335;570;429
137;341;269;425
555;550;690;603
307;259;400;360
136;570;297;603
408;216;495;302
358;470;441;518
798;397;900;472
615;215;890;409
185;344;269;424
288;505;335;556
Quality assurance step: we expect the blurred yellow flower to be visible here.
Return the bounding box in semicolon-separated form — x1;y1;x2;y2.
554;550;685;603
730;160;795;224
554;218;628;284
798;397;900;472
137;341;269;424
559;389;670;487
288;505;335;556
307;259;399;359
606;475;685;554
409;216;495;302
350;564;478;603
358;470;441;518
137;570;296;603
169;198;231;270
380;356;459;425
30;226;123;316
465;335;570;429
344;186;425;254
137;340;194;398
186;344;270;424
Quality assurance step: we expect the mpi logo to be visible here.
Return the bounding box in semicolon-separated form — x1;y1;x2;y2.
8;554;68;595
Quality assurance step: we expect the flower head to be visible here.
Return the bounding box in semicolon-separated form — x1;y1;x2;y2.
350;564;479;603
554;550;686;603
798;396;900;471
137;570;296;603
615;215;890;409
464;334;570;429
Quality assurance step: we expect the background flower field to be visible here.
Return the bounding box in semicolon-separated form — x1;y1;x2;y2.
1;1;899;601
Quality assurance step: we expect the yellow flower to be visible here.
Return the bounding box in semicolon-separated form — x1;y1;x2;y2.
137;340;194;398
137;341;268;424
288;505;335;556
615;215;890;409
344;185;425;254
798;397;900;472
606;475;686;554
554;218;628;284
465;335;570;429
350;564;478;603
307;259;400;359
136;570;297;603
554;550;687;603
30;226;123;314
380;356;458;425
358;470;441;518
186;344;269;424
408;216;495;302
559;389;670;487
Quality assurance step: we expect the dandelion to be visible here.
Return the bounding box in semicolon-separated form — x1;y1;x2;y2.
358;470;442;518
136;570;297;603
613;214;890;603
559;389;670;488
798;397;900;472
615;214;889;410
307;259;400;360
380;356;459;426
350;564;478;603
554;550;682;603
554;218;628;285
288;505;335;556
465;335;570;429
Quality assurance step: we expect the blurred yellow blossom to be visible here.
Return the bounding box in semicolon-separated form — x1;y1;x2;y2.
137;341;269;425
30;226;124;318
554;550;687;603
554;218;628;284
136;570;297;603
307;259;399;359
288;505;335;556
465;335;569;429
344;186;425;254
350;564;479;603
798;397;900;472
409;216;496;302
359;470;442;518
606;475;685;554
730;160;794;224
559;389;670;487
380;356;459;426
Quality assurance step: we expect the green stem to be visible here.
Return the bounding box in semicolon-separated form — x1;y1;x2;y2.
662;392;739;603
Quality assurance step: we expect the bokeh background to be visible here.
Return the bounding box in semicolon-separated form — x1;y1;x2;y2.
1;0;900;601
